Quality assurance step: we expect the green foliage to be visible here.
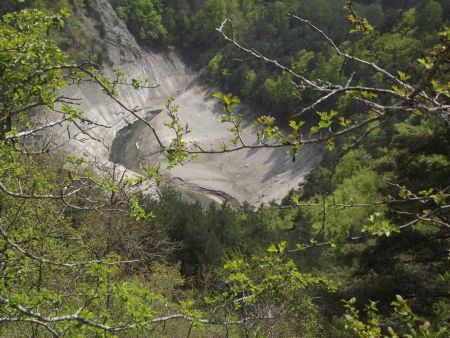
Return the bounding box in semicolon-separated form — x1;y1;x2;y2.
1;2;450;336
305;167;385;245
142;188;295;274
208;243;335;336
0;9;198;336
264;72;299;115
298;112;449;334
208;52;223;77
163;97;199;168
106;0;448;121
344;296;448;337
0;9;68;124
240;69;257;97
111;0;167;45
0;148;188;335
188;0;226;48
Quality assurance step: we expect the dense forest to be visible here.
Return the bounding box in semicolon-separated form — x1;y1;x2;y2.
0;0;449;337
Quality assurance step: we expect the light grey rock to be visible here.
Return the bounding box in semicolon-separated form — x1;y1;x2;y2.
54;0;321;205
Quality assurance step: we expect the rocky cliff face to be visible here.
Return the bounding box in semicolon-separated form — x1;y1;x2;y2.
58;0;321;205
58;0;192;158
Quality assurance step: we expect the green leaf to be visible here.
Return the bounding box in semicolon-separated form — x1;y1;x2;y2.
391;85;407;95
397;70;411;81
417;57;432;70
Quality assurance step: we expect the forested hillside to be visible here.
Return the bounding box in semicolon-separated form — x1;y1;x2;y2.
108;0;449;118
0;0;449;337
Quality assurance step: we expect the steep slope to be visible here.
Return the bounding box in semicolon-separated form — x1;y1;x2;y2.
59;0;321;205
58;0;192;158
111;83;322;205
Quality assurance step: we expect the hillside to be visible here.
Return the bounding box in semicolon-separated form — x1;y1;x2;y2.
57;0;321;205
0;0;448;336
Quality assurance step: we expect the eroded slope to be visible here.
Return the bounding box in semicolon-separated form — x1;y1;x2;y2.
59;0;321;205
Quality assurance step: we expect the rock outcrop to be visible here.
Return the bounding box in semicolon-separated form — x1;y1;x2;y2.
57;0;322;205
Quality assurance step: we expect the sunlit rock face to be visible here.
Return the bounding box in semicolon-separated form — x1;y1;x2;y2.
58;0;192;159
57;0;321;205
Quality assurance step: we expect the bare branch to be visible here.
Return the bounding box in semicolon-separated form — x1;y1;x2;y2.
0;181;82;200
0;222;139;267
287;13;411;90
217;18;320;90
0;317;60;337
287;205;449;253
0;296;251;333
5;118;69;140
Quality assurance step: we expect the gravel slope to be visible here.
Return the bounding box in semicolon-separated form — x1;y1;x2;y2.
54;0;322;205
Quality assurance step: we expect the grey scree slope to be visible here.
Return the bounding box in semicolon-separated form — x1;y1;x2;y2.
53;0;322;205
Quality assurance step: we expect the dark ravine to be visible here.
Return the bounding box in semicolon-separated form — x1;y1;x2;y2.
110;110;163;169
110;110;240;206
168;177;241;207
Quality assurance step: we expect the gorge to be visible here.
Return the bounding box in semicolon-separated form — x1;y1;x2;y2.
2;1;448;335
61;0;322;205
